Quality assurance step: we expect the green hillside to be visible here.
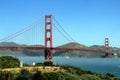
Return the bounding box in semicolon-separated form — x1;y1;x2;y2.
0;56;120;80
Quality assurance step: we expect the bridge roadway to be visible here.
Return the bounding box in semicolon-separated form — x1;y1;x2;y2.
0;46;109;54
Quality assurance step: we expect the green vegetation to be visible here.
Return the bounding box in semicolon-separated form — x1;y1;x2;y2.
0;56;20;68
0;56;120;80
1;66;120;80
43;61;53;66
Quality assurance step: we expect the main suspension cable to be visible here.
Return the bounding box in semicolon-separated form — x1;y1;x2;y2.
53;16;76;42
0;16;44;42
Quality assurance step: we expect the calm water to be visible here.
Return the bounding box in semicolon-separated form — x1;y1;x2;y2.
18;56;120;77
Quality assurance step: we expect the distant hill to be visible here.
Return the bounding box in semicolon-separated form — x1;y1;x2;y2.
54;42;120;57
0;42;120;57
57;42;87;48
0;42;44;56
54;42;90;57
0;42;19;46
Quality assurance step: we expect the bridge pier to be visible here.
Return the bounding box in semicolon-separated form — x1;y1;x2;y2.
105;52;112;57
45;49;49;60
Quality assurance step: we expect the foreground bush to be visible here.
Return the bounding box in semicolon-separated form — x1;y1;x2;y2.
105;73;115;77
32;71;47;80
15;75;28;80
0;68;120;80
0;56;20;68
43;61;53;66
0;71;14;80
80;74;101;80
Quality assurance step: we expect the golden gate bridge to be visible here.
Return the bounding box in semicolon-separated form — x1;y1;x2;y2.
0;15;112;61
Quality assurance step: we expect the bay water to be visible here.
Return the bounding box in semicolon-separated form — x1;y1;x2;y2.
18;56;120;77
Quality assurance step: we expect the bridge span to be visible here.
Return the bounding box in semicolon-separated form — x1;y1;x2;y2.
0;15;112;61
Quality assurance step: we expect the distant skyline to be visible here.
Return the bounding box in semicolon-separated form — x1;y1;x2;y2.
0;0;120;47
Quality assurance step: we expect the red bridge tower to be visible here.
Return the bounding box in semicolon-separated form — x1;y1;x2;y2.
105;38;110;56
44;15;53;61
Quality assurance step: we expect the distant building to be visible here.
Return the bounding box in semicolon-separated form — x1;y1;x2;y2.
32;62;35;66
20;61;23;68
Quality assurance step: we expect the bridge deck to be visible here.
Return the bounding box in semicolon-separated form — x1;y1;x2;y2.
0;46;108;53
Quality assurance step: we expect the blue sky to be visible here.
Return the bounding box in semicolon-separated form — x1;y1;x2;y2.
0;0;120;47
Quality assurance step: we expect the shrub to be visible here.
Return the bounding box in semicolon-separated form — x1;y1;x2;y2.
105;73;115;77
43;61;53;66
20;69;29;75
0;71;14;80
80;74;101;80
44;72;65;80
15;75;28;80
35;62;43;66
0;56;20;68
32;71;47;80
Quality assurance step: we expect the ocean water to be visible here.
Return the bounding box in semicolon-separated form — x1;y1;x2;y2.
18;56;120;77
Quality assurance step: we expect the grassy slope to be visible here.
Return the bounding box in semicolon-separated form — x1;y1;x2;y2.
0;66;120;80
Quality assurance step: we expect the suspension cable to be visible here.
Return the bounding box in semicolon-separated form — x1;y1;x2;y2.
53;16;76;42
53;23;71;42
0;16;44;42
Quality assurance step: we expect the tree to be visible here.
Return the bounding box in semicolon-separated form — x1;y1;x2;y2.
0;56;20;68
